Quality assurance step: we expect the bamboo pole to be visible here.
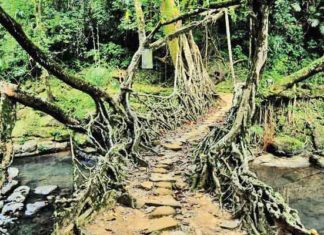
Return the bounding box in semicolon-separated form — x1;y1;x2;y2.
225;9;236;84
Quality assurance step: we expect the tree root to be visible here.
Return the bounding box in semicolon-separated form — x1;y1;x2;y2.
191;85;311;235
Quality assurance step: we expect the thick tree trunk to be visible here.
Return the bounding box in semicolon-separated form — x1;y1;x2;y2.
0;82;84;132
192;1;311;234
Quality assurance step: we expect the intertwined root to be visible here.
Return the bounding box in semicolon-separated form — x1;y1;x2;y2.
53;31;217;234
134;32;216;144
191;86;310;235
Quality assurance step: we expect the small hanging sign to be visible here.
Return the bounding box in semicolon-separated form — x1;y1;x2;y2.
141;48;153;69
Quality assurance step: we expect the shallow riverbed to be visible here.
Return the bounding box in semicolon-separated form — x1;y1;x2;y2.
8;153;324;234
10;153;73;235
252;165;324;234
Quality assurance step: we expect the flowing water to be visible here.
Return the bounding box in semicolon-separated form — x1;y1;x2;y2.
8;152;324;234
252;165;324;234
9;152;73;235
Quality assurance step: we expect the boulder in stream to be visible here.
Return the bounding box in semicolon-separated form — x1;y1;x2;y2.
1;202;24;216
25;201;48;217
6;186;30;203
1;180;18;196
21;140;38;153
34;185;58;195
7;167;19;180
0;214;16;227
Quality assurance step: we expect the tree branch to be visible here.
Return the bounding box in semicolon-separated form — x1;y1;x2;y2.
149;7;239;50
268;56;324;95
0;81;86;133
0;6;121;113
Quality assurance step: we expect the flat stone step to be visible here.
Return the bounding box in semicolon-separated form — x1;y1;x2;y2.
155;164;171;169
161;231;187;235
156;182;173;189
139;181;154;190
220;219;240;229
145;195;181;208
159;159;174;165
150;173;175;182
161;143;182;151
153;188;173;196
148;206;176;218
152;168;168;174
143;217;178;234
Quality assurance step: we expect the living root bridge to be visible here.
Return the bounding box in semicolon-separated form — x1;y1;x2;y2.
0;1;225;233
191;0;312;234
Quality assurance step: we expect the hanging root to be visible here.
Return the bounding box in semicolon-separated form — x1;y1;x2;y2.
53;99;135;234
191;85;312;235
133;32;217;143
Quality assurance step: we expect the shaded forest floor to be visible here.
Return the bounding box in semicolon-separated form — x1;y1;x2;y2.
84;93;245;235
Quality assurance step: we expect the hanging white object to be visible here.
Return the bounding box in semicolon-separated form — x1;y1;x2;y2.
142;48;153;69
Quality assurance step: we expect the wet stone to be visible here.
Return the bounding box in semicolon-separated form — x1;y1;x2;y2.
7;167;19;180
0;214;16;227
6;192;26;203
34;185;58;195
1;180;18;196
25;201;48;217
2;202;24;215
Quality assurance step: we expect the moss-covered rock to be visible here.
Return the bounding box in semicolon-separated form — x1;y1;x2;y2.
266;135;305;157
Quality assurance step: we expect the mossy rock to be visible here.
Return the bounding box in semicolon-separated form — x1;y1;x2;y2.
267;135;305;157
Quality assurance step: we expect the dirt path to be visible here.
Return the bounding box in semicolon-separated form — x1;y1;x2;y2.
85;93;244;235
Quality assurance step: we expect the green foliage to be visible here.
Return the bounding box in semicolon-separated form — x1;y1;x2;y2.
274;135;305;152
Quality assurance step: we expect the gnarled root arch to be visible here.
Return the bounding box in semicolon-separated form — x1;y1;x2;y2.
191;1;311;234
134;32;216;142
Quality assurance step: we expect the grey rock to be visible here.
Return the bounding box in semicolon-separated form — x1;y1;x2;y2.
1;202;24;215
0;227;9;235
6;193;25;203
7;167;19;180
13;186;30;196
0;201;3;210
25;201;47;217
38;141;68;154
21;140;37;153
0;214;16;227
1;180;18;196
34;185;58;195
220;219;240;229
6;186;29;203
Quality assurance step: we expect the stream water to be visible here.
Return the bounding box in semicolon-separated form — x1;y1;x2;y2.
252;165;324;234
8;153;324;234
10;152;73;235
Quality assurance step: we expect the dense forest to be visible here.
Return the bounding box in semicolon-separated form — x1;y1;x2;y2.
0;0;323;234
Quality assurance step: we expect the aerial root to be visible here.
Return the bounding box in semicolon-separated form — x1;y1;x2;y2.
191;86;311;235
